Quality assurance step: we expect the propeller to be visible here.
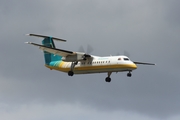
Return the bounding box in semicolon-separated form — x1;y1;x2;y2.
78;44;94;60
116;50;130;57
87;44;93;54
78;46;85;53
123;50;130;57
78;44;94;54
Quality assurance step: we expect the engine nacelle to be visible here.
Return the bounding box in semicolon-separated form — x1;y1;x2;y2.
62;53;85;62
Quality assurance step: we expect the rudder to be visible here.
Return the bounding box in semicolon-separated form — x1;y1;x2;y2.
42;37;62;65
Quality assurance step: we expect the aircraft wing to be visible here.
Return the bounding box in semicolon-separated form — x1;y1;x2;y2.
25;42;76;57
133;61;155;65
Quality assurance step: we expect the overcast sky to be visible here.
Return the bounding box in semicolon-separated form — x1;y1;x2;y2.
0;0;180;120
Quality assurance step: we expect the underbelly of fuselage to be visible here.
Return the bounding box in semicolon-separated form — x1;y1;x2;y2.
46;64;137;74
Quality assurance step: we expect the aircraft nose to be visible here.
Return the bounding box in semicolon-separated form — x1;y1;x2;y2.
132;63;137;69
134;64;137;69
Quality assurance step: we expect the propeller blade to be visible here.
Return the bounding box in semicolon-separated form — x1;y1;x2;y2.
124;50;130;57
78;45;93;54
87;44;93;54
116;53;120;56
78;45;85;52
78;45;93;60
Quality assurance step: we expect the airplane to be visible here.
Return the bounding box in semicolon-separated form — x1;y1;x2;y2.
26;34;155;82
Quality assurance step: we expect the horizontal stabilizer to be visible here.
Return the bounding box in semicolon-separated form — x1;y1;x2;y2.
25;42;75;57
133;61;156;65
26;34;67;42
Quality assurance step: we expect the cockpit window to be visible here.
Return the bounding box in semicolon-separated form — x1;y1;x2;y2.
118;58;121;60
123;58;129;61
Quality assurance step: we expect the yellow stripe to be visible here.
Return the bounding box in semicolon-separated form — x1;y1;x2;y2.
45;63;137;73
59;62;65;68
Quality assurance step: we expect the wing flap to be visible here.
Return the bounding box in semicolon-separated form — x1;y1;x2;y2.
25;42;76;57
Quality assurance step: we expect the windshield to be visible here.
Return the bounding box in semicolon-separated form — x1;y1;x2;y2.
123;58;129;61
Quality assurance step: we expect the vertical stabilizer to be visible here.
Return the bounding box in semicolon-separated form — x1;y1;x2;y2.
42;37;62;64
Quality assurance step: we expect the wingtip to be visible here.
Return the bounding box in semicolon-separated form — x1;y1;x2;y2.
25;42;31;44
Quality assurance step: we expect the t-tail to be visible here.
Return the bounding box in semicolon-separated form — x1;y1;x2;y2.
26;34;67;65
42;37;62;65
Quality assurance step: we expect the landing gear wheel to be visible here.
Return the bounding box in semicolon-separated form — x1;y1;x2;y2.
105;77;111;82
68;71;74;76
127;72;132;77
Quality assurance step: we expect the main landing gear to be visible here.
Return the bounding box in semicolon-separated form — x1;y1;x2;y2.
105;72;112;82
68;61;78;76
68;71;74;76
105;71;132;82
127;71;132;77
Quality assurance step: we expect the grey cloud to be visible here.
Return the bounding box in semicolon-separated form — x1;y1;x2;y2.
0;0;180;119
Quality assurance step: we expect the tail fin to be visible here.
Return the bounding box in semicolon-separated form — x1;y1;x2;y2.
42;37;62;64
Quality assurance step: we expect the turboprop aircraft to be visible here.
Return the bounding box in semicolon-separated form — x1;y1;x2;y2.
26;34;155;82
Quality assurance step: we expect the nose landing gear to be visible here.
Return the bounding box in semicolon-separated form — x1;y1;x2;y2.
127;71;132;77
105;77;111;82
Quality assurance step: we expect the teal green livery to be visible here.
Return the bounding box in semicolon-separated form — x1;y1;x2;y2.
42;37;62;65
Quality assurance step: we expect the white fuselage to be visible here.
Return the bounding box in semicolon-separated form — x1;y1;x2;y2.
47;55;137;74
74;55;137;74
